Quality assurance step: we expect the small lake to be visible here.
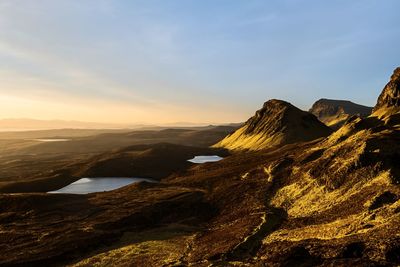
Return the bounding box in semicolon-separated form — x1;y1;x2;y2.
32;139;71;142
188;155;223;164
48;177;154;194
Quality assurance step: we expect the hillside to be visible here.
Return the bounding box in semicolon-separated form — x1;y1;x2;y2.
309;99;372;129
0;68;399;266
214;99;332;151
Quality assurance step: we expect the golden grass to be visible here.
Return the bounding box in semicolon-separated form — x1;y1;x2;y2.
213;126;283;151
265;171;398;243
322;114;349;127
70;226;194;267
264;201;400;243
270;171;391;218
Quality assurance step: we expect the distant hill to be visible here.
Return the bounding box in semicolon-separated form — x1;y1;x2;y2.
0;118;240;132
309;99;372;129
0;118;135;131
214;99;332;151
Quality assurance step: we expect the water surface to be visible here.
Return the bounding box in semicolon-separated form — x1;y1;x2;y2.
32;138;71;142
188;155;223;164
49;177;154;194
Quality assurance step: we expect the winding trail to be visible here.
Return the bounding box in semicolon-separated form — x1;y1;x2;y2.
225;207;286;261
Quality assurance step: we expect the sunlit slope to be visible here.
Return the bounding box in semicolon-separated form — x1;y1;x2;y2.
261;70;400;261
214;99;332;151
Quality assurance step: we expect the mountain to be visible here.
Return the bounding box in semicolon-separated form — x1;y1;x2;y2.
214;99;332;151
373;67;400;113
309;99;372;129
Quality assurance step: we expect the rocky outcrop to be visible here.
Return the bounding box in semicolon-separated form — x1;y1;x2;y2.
374;67;400;112
214;99;332;151
310;99;372;129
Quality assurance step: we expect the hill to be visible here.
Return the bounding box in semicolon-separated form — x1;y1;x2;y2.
214;99;332;151
309;99;372;129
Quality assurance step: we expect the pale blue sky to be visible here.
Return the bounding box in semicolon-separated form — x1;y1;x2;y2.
0;0;399;123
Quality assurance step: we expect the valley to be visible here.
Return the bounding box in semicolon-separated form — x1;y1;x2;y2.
0;126;233;193
0;68;399;266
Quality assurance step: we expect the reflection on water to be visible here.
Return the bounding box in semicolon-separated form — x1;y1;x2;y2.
188;155;223;164
48;177;155;194
32;139;71;142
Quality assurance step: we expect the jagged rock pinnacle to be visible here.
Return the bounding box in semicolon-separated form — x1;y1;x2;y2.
374;67;400;112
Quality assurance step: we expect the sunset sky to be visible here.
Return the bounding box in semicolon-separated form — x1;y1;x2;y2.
0;0;399;124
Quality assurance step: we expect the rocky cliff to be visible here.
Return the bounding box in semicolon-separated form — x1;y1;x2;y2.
374;67;400;113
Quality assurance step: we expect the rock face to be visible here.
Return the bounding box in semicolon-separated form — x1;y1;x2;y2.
374;67;400;112
214;99;332;151
309;99;372;129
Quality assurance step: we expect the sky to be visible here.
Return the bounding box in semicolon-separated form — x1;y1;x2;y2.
0;0;399;124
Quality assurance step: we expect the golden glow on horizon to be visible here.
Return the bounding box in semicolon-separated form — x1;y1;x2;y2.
0;93;247;125
0;69;248;125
